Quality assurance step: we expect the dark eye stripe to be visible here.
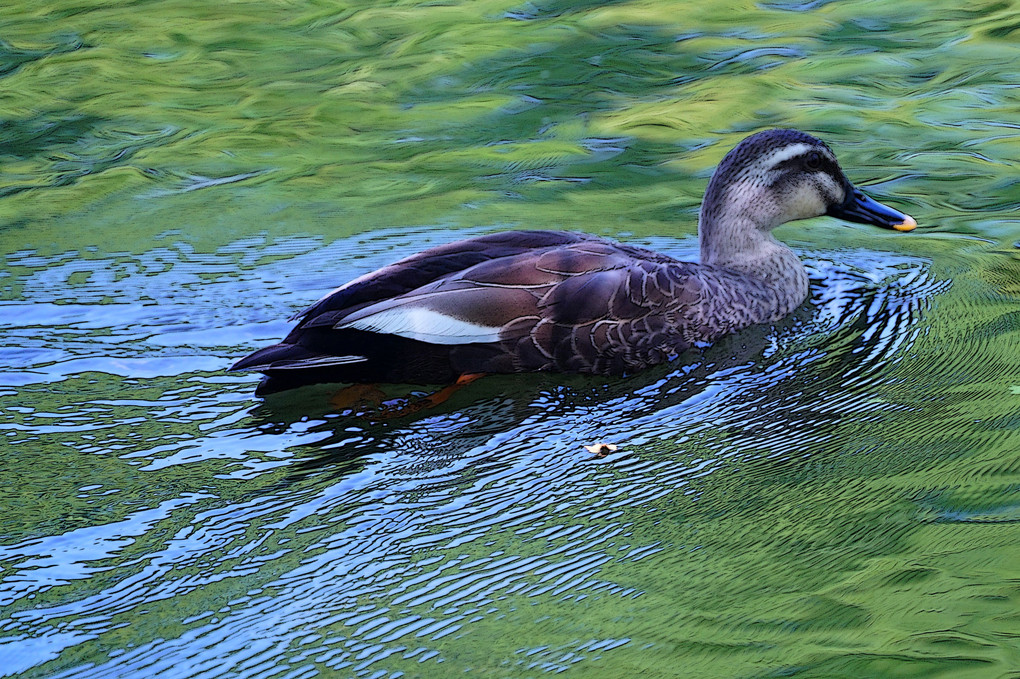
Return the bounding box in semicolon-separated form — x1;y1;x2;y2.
772;152;837;176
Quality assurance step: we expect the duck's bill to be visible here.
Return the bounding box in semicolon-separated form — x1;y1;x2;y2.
828;188;916;232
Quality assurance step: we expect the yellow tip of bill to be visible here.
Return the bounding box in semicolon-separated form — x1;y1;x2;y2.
893;214;917;232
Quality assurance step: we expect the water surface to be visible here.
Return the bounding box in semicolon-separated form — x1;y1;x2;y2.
1;1;1019;677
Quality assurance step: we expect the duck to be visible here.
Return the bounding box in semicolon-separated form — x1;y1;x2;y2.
232;129;916;396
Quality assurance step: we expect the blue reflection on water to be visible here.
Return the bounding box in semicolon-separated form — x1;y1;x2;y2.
0;229;945;677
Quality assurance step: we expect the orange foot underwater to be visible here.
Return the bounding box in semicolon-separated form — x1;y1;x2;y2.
330;373;486;419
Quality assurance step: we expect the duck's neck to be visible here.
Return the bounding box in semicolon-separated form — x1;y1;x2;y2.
698;192;810;319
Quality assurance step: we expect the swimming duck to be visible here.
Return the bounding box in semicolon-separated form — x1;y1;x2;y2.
232;129;916;395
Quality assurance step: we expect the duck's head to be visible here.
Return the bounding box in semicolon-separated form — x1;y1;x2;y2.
700;129;916;238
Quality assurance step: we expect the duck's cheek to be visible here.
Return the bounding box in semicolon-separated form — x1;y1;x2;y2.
782;183;829;222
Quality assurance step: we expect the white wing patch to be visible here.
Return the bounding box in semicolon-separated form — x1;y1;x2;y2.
337;307;502;344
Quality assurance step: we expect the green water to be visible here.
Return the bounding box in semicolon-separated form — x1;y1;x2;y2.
1;1;1019;677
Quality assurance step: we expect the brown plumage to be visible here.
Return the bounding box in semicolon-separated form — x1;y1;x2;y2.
232;129;916;395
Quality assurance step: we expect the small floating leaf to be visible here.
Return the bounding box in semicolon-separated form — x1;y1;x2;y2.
583;443;618;457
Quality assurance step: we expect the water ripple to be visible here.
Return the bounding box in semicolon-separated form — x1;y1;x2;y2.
7;232;943;677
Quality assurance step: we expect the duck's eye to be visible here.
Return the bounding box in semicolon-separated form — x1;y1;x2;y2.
805;151;822;170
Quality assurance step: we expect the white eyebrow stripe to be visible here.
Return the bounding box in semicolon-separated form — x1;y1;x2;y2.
757;143;815;170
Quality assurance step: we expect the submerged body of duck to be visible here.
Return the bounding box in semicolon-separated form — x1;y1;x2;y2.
233;129;916;395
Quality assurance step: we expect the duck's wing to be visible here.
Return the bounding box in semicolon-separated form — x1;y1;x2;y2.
322;239;705;373
231;230;612;376
292;230;602;323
